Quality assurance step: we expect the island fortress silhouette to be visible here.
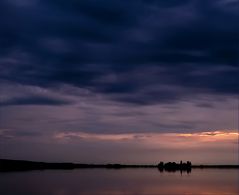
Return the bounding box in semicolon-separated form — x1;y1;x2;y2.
158;161;191;172
0;159;238;172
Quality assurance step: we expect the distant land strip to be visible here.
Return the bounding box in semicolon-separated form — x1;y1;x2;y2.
0;159;239;172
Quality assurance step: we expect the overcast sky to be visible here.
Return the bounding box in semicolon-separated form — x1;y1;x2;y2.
0;0;238;164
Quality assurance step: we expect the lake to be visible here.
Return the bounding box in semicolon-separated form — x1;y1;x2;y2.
0;169;238;195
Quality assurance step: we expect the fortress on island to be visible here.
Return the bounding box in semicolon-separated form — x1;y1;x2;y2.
157;161;192;172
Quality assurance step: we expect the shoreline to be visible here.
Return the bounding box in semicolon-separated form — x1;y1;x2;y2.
0;159;239;172
1;159;239;172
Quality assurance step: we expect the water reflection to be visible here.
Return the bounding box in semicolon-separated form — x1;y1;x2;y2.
0;169;238;195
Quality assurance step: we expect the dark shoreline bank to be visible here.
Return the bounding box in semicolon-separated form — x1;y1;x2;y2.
1;159;238;172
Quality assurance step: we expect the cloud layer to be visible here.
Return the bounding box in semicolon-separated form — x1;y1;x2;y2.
0;0;238;105
0;0;238;163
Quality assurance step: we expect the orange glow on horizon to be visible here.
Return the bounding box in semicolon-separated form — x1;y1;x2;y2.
54;130;238;149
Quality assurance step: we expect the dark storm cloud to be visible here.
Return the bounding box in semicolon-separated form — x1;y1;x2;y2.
0;0;238;105
0;129;42;140
0;95;72;106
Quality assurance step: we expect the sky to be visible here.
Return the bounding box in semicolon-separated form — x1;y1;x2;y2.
0;0;238;164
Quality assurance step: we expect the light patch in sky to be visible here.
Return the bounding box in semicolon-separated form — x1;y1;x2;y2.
54;130;238;149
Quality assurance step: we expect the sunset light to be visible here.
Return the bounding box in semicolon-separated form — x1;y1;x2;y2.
0;0;238;194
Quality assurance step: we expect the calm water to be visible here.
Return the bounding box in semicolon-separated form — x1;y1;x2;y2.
0;169;238;195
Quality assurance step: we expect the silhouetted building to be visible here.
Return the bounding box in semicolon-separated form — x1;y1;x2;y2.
157;161;192;172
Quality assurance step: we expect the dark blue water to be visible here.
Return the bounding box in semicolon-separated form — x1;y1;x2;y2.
0;169;238;195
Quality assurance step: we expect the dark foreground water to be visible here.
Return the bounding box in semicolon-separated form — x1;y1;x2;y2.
0;169;238;195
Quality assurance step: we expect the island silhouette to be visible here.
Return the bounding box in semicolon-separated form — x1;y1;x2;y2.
1;159;239;172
